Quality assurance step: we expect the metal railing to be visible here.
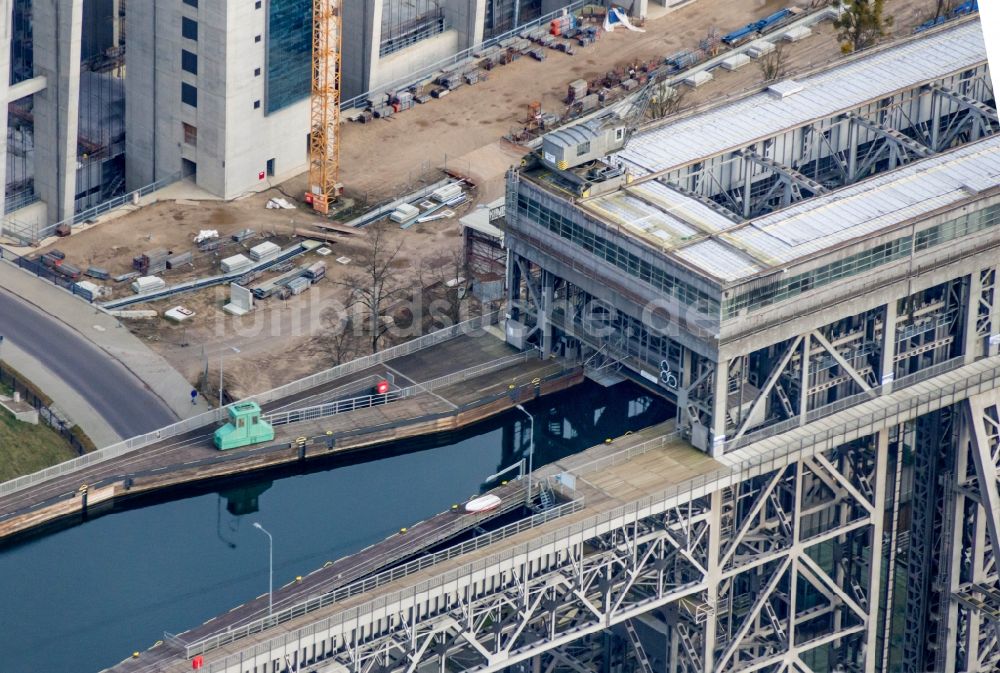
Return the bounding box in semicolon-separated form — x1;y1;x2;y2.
1;173;181;245
204;356;1000;672
263;350;532;427
339;1;587;111
185;494;584;658
0;312;500;499
566;431;680;481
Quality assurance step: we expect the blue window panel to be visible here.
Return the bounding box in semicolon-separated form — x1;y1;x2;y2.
266;0;312;114
181;82;198;107
182;16;198;41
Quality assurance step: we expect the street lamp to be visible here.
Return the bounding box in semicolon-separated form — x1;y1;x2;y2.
515;404;534;506
219;346;240;407
252;521;273;617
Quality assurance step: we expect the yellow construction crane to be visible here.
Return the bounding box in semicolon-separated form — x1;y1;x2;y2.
307;0;342;214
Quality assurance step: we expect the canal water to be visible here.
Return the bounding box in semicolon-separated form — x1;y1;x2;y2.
0;380;670;673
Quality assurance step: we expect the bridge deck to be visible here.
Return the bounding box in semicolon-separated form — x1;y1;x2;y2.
0;334;578;540
128;425;717;672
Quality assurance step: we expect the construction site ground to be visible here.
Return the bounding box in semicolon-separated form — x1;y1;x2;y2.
16;0;939;399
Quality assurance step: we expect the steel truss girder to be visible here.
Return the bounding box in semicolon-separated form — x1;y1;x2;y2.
329;508;715;673
740;150;827;219
846;112;933;177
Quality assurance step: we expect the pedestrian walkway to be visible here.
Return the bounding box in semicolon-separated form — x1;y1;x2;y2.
0;260;212;423
0;341;121;448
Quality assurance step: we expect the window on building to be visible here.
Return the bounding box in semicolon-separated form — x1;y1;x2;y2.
254;67;261;77
182;123;198;146
182;17;198;40
253;100;261;109
183;0;198;7
254;34;262;43
181;49;198;75
265;0;312;113
576;142;590;157
255;0;262;7
181;82;198;107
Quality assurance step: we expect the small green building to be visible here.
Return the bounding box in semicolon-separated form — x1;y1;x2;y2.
213;401;275;450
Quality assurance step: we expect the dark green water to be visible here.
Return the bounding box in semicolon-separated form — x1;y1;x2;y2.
0;380;670;673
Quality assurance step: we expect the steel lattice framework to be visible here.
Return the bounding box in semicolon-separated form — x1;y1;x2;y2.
308;0;342;214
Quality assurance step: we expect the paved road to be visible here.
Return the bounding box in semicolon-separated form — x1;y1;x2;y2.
0;289;177;437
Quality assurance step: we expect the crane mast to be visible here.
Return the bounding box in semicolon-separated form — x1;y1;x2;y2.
308;0;342;214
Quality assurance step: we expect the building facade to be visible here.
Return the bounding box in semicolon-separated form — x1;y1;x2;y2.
2;0;584;232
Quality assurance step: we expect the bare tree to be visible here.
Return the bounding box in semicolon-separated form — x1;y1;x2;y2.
336;221;407;354
834;0;893;53
647;83;686;121
757;43;787;83
320;309;360;365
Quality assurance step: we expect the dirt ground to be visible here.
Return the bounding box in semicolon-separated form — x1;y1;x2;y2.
27;0;943;397
286;0;937;203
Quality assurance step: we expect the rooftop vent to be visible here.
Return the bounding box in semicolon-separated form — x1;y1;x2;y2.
767;79;804;100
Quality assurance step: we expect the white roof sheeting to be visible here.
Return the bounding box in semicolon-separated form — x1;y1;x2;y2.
619;20;986;175
677;135;1000;279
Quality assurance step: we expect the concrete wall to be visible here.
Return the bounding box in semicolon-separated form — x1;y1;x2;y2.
220;1;310;199
444;0;486;51
343;0;380;100
127;0;310;200
32;0;83;223
369;29;461;92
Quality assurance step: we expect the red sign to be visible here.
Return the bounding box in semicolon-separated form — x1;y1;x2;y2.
376;380;390;395
192;655;204;669
258;171;265;180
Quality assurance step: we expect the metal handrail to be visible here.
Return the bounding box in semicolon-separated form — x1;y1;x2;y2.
263;350;532;427
0;312;500;499
203;356;1000;671
186;494;585;657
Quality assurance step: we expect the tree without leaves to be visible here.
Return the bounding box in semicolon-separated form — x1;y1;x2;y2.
336;221;407;354
757;42;787;83
647;83;686;121
834;0;893;53
319;310;361;365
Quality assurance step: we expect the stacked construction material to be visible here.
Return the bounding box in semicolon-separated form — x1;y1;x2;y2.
249;241;281;262
550;13;577;36
134;248;169;275
166;251;193;269
221;254;252;274
286;276;311;297
132;276;166;294
567;79;588;102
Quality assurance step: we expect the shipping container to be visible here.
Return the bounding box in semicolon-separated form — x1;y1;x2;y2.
86;266;110;280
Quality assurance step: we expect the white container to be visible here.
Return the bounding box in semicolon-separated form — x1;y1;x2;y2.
221;254;252;274
389;203;420;223
431;183;463;203
782;26;812;43
249;241;281;262
132;276;166;294
721;53;751;71
683;70;713;88
747;40;775;58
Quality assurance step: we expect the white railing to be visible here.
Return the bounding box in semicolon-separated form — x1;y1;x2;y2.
263;350;532;427
0;312;500;499
185;492;583;657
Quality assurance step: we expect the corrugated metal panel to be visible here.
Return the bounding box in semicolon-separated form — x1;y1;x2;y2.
619;21;985;174
727;137;1000;264
586;192;699;245
676;238;763;282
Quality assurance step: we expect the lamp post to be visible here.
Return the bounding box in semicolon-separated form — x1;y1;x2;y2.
515;404;534;506
219;346;240;407
252;522;273;617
